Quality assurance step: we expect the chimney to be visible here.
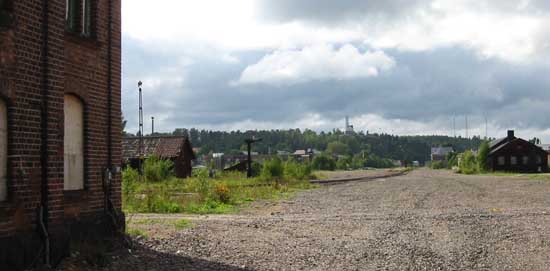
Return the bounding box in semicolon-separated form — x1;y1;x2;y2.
507;130;514;140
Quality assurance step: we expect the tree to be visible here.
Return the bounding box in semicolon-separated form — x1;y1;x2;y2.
326;141;350;156
477;141;489;172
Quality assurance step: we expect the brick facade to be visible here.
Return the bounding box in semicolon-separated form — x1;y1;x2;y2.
0;0;122;269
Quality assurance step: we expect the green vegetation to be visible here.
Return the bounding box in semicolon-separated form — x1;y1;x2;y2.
130;218;193;230
126;227;148;238
312;154;336;171
122;157;318;215
477;141;489;172
430;160;445;169
458;150;478;174
144;156;174;182
452;140;491;174
173;219;193;229
128;128;485;164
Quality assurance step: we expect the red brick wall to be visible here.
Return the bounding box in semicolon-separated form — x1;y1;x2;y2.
0;0;122;246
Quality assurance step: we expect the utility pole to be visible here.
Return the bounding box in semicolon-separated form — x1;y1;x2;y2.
465;115;469;139
138;81;144;178
245;137;262;178
453;115;456;138
484;114;488;139
151;116;155;135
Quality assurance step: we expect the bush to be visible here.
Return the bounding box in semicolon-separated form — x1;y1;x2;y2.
122;166;139;197
214;183;231;203
430;161;445;169
261;158;284;179
446;152;458;169
459;150;478;174
144;156;174;182
312;154;336;171
283;159;313;180
336;156;352;170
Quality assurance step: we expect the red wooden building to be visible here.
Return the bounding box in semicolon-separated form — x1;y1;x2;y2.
487;131;548;173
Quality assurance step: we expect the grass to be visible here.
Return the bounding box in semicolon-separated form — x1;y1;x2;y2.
173;219;192;229
126;227;148;238
122;164;318;215
128;218;193;231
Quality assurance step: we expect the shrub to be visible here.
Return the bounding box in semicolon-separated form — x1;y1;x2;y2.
122;166;139;198
430;161;445;169
283;160;313;180
446;152;458;169
459;150;478;174
477;141;489;172
143;156;174;182
214;183;231;203
336;156;352;170
312;154;336;171
261;157;284;179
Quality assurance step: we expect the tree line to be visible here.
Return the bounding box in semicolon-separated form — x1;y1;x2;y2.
130;128;486;164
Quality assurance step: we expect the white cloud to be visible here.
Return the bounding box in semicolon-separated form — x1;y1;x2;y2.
235;44;395;86
362;1;544;62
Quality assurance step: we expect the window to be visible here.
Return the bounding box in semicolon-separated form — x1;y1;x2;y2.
497;156;505;166
64;95;84;190
0;99;7;201
511;156;517;165
0;0;13;27
536;155;542;165
522;156;529;165
66;0;92;36
82;0;92;36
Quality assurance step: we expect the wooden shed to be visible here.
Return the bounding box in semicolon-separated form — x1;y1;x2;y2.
122;136;196;178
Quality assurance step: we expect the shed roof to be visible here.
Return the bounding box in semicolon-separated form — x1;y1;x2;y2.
489;137;508;149
122;136;194;160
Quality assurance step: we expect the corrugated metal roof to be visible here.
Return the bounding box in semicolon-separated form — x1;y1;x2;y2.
122;136;186;160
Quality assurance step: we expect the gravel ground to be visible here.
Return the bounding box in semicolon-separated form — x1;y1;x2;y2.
64;169;550;270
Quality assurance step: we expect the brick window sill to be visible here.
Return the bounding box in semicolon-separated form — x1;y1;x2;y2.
65;30;101;48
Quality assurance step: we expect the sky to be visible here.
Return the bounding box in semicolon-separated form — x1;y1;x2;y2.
121;0;550;141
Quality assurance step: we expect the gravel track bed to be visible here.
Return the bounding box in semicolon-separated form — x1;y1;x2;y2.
74;169;550;270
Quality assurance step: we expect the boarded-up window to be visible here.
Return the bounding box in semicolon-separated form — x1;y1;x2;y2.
64;95;84;190
511;156;517;165
0;99;7;201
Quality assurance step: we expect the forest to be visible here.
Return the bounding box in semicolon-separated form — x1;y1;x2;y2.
134;128;486;163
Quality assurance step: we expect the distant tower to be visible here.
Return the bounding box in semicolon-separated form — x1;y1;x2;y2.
345;116;354;134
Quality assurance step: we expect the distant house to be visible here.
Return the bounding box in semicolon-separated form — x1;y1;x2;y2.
293;148;320;161
431;146;454;161
123;136;196;178
487;130;548;173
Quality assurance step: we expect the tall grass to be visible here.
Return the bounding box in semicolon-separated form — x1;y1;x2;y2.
122;157;317;214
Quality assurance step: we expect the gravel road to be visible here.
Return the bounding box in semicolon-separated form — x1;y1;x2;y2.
72;169;550;270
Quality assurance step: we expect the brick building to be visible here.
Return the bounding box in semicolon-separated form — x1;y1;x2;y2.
0;0;122;269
